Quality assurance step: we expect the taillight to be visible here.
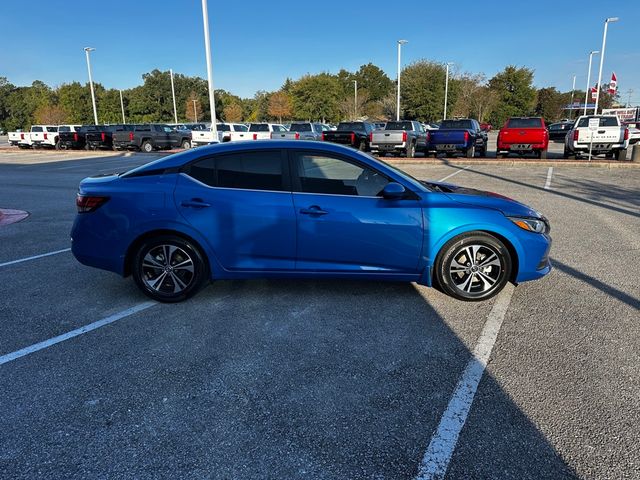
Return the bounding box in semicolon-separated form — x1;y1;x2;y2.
44;133;48;140
369;132;373;142
73;133;78;142
425;132;430;142
20;133;24;140
76;195;109;213
321;132;325;141
464;131;469;142
129;132;134;141
253;133;258;140
295;132;300;140
101;132;106;142
624;128;629;141
573;130;579;141
350;132;355;144
402;131;407;142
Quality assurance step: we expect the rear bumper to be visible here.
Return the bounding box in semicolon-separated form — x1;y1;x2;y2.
371;142;407;151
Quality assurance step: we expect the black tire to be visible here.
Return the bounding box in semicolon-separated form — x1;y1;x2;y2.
434;232;512;301
563;148;574;159
465;145;475;158
358;140;367;151
141;140;153;153
616;149;627;161
406;142;416;158
539;149;547;159
54;140;61;150
132;235;209;303
181;139;191;150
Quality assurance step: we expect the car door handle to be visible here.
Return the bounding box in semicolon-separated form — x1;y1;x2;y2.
299;206;328;216
181;198;211;208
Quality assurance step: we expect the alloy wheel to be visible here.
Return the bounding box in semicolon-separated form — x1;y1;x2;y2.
141;244;195;294
448;243;503;295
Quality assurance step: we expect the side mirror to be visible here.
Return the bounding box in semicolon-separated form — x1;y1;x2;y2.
382;182;406;199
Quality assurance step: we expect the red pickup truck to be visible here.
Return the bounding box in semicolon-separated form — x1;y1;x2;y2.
496;117;549;159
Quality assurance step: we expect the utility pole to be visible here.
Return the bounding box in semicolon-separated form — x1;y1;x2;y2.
119;89;126;123
201;0;218;138
584;50;599;115
396;40;408;121
569;75;576;119
626;89;633;108
594;17;619;114
444;62;454;120
353;80;358;120
170;69;178;124
84;47;98;124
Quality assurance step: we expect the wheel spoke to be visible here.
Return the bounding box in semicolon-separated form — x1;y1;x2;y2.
478;253;500;268
460;273;475;292
476;270;497;290
173;258;194;272
169;272;188;292
149;272;168;291
143;254;164;269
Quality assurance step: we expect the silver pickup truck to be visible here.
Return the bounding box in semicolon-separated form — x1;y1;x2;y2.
270;122;327;140
370;120;429;157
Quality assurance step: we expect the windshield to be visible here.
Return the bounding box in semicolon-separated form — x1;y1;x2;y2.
290;123;312;132
506;118;542;128
440;120;473;130
337;122;366;132
249;124;270;132
385;121;414;131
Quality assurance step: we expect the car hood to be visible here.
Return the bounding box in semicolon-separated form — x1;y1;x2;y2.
422;180;542;218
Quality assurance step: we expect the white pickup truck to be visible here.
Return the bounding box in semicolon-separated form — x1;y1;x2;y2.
248;123;287;140
8;130;24;146
191;123;251;146
564;115;629;160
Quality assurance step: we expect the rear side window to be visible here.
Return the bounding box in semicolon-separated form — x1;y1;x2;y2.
186;151;284;191
31;126;43;132
58;126;71;132
249;124;270;132
576;117;619;128
506;118;543;128
290;123;312;132
234;124;248;132
218;124;231;132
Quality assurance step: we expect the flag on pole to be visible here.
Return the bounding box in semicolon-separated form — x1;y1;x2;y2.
608;72;617;95
590;86;598;100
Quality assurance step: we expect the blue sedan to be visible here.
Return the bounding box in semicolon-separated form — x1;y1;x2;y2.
71;141;551;302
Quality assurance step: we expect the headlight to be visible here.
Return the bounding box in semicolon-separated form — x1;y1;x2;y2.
508;216;549;234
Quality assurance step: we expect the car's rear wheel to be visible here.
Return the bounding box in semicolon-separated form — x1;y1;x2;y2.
358;140;367;151
539;149;547;159
435;232;512;301
181;139;191;149
141;141;153;153
465;145;475;158
132;235;209;303
406;142;416;158
616;148;627;161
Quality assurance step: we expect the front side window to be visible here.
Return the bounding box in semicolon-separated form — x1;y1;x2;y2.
295;153;389;197
186;151;284;191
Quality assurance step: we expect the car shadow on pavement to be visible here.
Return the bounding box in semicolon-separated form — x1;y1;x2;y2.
551;258;639;310
0;278;579;479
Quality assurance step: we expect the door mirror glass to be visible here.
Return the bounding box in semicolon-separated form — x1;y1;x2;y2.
382;182;406;199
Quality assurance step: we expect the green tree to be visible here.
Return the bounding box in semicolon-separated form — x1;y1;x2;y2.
290;73;342;121
535;87;573;122
401;61;450;121
487;66;537;126
57;82;95;124
354;63;393;103
0;77;16;131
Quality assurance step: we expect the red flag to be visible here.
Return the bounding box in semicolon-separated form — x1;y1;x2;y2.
608;72;617;94
590;86;598;100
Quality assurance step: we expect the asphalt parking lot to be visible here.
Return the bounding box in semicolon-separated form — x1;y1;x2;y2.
0;151;638;479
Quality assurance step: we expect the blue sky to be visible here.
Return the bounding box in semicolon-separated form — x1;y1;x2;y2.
1;0;639;105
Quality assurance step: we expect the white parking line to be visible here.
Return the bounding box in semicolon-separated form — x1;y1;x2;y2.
0;248;71;268
416;284;515;480
0;301;156;366
544;167;553;190
438;166;472;182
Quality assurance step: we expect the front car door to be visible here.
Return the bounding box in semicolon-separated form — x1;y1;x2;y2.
175;148;296;271
290;150;423;273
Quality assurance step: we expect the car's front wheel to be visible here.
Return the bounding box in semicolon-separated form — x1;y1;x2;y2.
434;232;512;301
132;235;209;302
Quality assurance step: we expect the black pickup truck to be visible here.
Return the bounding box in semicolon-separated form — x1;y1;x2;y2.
113;124;192;152
58;125;86;150
85;125;124;150
322;122;376;151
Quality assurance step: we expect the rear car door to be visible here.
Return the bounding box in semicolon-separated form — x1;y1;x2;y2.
290;150;423;273
175;149;296;270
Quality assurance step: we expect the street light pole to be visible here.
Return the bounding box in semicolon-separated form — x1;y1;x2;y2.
444;62;453;120
201;0;218;139
353;80;358;120
119;89;126;123
584;50;599;115
83;47;98;124
569;74;576;119
193;99;198;122
170;68;178;124
396;40;408;121
594;17;619;114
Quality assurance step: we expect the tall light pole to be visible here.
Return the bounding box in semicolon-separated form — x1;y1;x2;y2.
119;89;126;123
193;99;198;122
201;0;218;138
584;50;599;115
353;80;358;120
443;62;454;120
170;69;178;124
396;40;408;121
569;74;576;119
83;47;98;125
594;17;619;114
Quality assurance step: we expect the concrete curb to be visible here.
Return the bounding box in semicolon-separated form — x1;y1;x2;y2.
378;158;640;168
